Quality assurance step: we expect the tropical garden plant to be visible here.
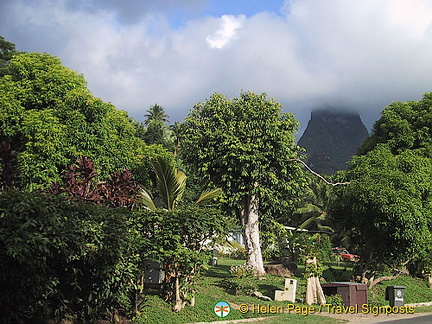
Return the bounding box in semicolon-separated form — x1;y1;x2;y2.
138;157;226;311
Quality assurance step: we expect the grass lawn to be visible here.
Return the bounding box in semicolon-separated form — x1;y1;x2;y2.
137;258;432;323
414;306;432;313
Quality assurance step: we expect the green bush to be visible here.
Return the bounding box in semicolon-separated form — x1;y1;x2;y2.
220;277;258;296
325;294;344;306
229;263;256;278
133;207;227;310
0;190;137;323
317;234;333;262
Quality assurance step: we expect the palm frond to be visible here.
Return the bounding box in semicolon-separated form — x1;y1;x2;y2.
316;224;334;232
195;188;222;205
153;157;186;211
140;189;157;211
299;216;316;229
294;204;322;215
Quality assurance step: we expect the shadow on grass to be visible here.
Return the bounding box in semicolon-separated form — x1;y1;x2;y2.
322;264;353;282
257;284;281;298
204;259;246;278
205;264;231;278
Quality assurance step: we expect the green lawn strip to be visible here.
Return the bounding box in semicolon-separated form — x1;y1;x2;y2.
413;305;432;313
321;262;356;282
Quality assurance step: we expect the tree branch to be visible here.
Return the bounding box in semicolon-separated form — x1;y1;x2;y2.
368;257;413;288
369;275;399;288
287;159;350;186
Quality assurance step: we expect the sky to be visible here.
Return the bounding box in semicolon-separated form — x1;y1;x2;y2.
2;0;432;135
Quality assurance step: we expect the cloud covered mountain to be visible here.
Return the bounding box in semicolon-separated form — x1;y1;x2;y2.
298;108;369;175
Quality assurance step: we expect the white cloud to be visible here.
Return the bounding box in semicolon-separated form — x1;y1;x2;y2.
384;0;432;38
206;15;246;49
3;0;432;131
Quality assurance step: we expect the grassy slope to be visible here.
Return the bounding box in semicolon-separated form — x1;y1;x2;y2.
368;275;432;306
137;258;432;323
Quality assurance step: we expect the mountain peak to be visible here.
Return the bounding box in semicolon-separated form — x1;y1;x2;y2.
298;109;369;175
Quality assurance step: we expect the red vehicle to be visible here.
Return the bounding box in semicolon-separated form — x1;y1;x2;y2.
332;247;359;262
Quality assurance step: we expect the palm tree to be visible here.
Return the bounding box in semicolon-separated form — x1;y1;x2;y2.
143;104;169;126
291;177;335;233
169;122;182;158
141;104;173;148
140;157;221;211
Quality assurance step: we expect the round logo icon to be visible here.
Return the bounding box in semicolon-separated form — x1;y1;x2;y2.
396;289;403;298
214;301;230;318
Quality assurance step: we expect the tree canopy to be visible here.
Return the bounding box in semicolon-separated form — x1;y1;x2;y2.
180;91;306;274
181;92;305;210
330;93;432;280
139;104;174;151
0;36;19;76
0;52;165;190
144;104;169;126
331;146;432;274
358;92;432;156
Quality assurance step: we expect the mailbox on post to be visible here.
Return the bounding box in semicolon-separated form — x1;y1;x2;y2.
144;259;164;286
385;286;406;307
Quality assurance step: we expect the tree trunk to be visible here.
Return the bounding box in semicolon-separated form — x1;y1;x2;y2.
172;276;185;312
306;276;326;305
241;194;265;276
305;256;326;305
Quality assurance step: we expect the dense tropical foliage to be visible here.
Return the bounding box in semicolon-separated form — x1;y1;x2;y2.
0;52;164;190
0;190;137;323
139;157;224;311
1;35;432;322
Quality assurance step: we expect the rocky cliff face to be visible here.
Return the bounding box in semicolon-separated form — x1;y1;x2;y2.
298;109;369;175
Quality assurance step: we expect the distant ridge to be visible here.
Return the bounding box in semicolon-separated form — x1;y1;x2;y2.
298;108;369;175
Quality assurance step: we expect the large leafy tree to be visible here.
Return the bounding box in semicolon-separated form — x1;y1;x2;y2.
330;94;432;283
331;147;432;282
0;52;164;190
180;91;306;275
358;92;432;155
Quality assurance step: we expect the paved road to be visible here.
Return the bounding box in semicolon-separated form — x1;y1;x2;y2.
345;312;432;324
378;314;432;323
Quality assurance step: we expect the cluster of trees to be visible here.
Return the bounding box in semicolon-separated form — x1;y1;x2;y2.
1;35;432;320
0;42;226;322
0;52;167;191
330;95;432;284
